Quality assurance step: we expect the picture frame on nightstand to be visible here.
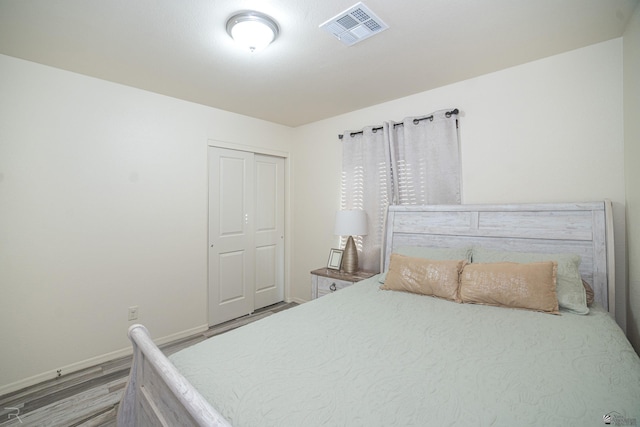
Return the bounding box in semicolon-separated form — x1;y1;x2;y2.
327;248;343;270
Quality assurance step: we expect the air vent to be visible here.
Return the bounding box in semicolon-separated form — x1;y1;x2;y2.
319;2;389;46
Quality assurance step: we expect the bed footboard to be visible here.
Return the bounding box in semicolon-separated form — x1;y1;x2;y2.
117;324;231;427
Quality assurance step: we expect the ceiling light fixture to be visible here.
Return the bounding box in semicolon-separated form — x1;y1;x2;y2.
226;11;279;52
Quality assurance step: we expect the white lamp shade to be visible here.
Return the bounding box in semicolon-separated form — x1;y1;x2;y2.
334;210;368;236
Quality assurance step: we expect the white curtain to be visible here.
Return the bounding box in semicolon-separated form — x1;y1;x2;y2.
340;125;392;272
389;110;461;205
340;109;460;271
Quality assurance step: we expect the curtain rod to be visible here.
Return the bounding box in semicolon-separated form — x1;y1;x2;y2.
338;108;459;140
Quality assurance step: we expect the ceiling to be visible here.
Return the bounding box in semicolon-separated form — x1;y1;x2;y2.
0;0;638;127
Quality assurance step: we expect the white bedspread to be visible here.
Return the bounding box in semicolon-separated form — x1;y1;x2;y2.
170;276;640;427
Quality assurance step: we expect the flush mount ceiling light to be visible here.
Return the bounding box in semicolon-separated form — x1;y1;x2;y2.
226;11;279;52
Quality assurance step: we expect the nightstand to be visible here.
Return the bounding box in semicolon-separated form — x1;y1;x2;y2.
310;268;376;299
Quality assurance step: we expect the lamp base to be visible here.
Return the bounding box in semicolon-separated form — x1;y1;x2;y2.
342;235;358;274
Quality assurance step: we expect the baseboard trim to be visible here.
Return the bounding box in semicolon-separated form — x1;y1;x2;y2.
0;324;209;396
154;323;209;347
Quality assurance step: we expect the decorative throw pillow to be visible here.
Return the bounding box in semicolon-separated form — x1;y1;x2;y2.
582;279;595;306
459;261;560;314
379;246;472;284
471;247;588;314
380;253;466;302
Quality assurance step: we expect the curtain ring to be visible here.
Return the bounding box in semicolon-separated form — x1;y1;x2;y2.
413;116;433;125
372;128;377;133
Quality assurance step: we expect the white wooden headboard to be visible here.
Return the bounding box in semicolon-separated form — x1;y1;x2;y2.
382;201;615;315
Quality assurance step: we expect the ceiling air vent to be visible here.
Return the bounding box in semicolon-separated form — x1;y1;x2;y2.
319;2;389;46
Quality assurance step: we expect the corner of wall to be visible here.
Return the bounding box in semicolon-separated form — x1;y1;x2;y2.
623;1;640;354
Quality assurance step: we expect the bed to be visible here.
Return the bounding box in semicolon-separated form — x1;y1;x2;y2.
117;201;640;427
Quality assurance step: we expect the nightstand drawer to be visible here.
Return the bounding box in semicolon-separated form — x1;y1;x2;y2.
310;268;376;299
316;276;353;297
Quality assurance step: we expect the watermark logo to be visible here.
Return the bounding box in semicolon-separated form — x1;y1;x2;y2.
4;407;22;423
604;411;637;426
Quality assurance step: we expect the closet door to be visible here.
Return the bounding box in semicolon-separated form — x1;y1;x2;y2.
253;154;285;310
208;148;286;326
208;147;255;326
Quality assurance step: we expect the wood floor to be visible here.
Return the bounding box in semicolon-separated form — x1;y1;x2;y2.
0;302;297;427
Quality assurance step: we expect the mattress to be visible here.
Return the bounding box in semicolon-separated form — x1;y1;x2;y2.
170;276;640;427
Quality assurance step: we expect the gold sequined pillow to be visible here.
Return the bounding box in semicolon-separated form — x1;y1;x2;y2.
380;253;466;302
582;279;595;306
460;261;559;314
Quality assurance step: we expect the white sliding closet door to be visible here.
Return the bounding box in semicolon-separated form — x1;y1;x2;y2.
254;154;285;310
209;147;255;326
208;147;284;326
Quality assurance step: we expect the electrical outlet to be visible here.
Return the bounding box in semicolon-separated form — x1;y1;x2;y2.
128;306;139;321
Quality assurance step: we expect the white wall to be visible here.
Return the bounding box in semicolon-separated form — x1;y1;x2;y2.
0;54;292;393
292;39;628;331
624;3;640;353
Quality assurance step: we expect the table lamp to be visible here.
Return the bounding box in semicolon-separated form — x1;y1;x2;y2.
334;210;368;274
